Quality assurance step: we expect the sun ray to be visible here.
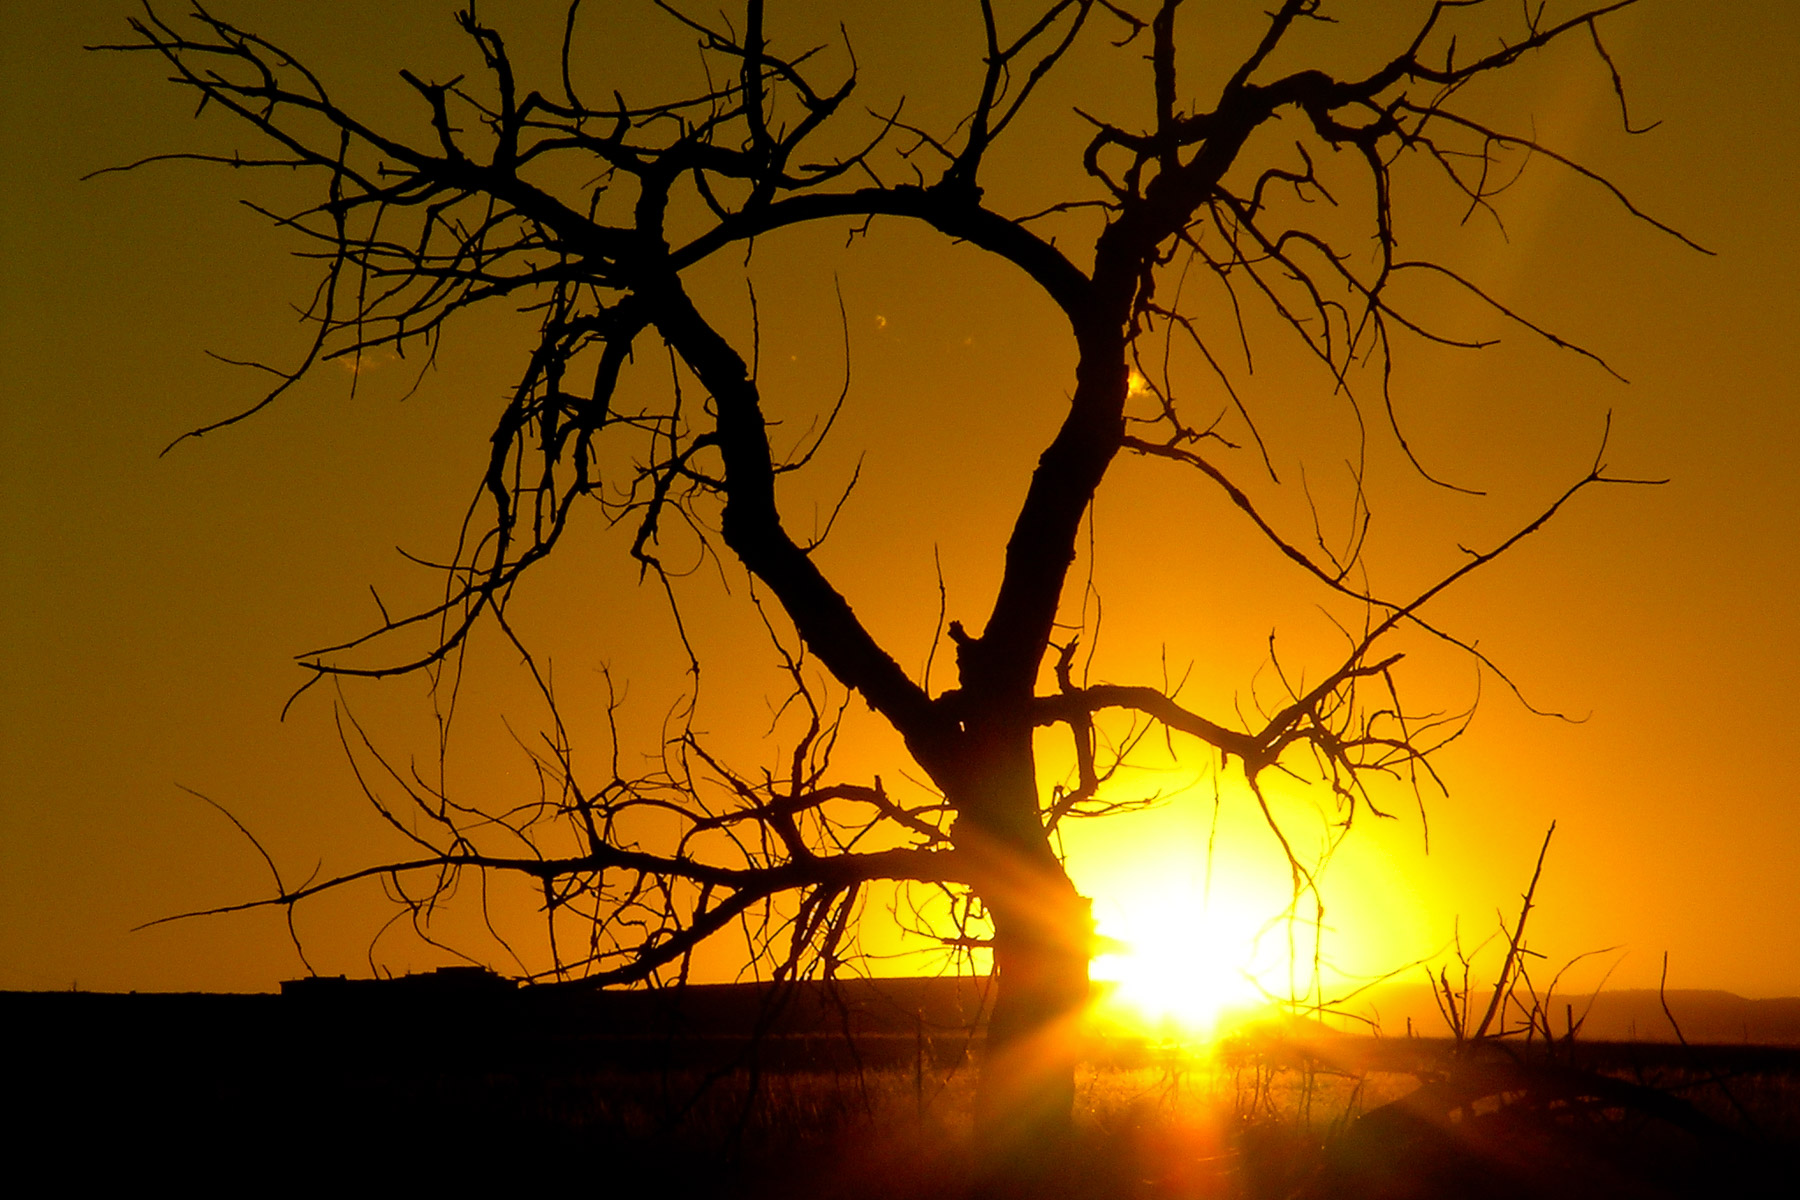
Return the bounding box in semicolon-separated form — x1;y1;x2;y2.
1089;872;1297;1040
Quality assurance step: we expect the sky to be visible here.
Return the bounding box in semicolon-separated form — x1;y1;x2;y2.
2;1;1798;1002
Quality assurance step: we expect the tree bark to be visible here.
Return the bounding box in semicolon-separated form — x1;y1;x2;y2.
950;723;1093;1179
980;869;1091;1152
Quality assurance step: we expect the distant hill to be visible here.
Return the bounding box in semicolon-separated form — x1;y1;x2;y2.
8;971;1797;1047
1339;982;1800;1046
277;967;997;1039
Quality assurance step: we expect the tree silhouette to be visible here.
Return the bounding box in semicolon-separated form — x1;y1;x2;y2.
106;0;1695;1157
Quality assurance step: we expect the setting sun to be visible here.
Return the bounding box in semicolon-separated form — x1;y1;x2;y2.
1068;779;1440;1042
1089;871;1297;1040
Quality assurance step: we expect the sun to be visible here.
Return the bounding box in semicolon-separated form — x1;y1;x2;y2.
1066;773;1439;1041
1088;873;1295;1040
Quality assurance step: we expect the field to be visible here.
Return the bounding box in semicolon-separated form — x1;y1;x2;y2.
9;985;1796;1195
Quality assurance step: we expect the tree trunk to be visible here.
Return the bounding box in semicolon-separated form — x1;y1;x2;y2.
944;546;1102;1186
980;874;1092;1150
952;726;1094;1185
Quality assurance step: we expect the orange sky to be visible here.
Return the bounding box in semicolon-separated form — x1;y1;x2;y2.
3;1;1798;1000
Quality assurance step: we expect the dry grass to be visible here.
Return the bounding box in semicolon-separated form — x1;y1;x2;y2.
565;1034;1797;1198
19;998;1793;1193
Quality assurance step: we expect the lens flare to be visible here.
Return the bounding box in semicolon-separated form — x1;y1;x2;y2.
1089;875;1296;1039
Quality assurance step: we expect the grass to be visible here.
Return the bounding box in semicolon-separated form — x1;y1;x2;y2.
12;982;1794;1193
452;1028;1792;1197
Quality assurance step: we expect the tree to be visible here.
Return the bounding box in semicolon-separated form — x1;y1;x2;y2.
106;0;1694;1160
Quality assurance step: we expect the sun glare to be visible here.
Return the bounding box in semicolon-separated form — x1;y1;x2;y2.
1065;770;1439;1043
1089;874;1297;1041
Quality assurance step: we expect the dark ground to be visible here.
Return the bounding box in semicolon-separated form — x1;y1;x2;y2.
7;979;1796;1194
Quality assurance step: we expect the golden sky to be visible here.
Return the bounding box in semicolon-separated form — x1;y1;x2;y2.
3;1;1798;1000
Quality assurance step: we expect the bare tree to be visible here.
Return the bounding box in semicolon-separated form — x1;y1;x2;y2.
105;0;1695;1156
